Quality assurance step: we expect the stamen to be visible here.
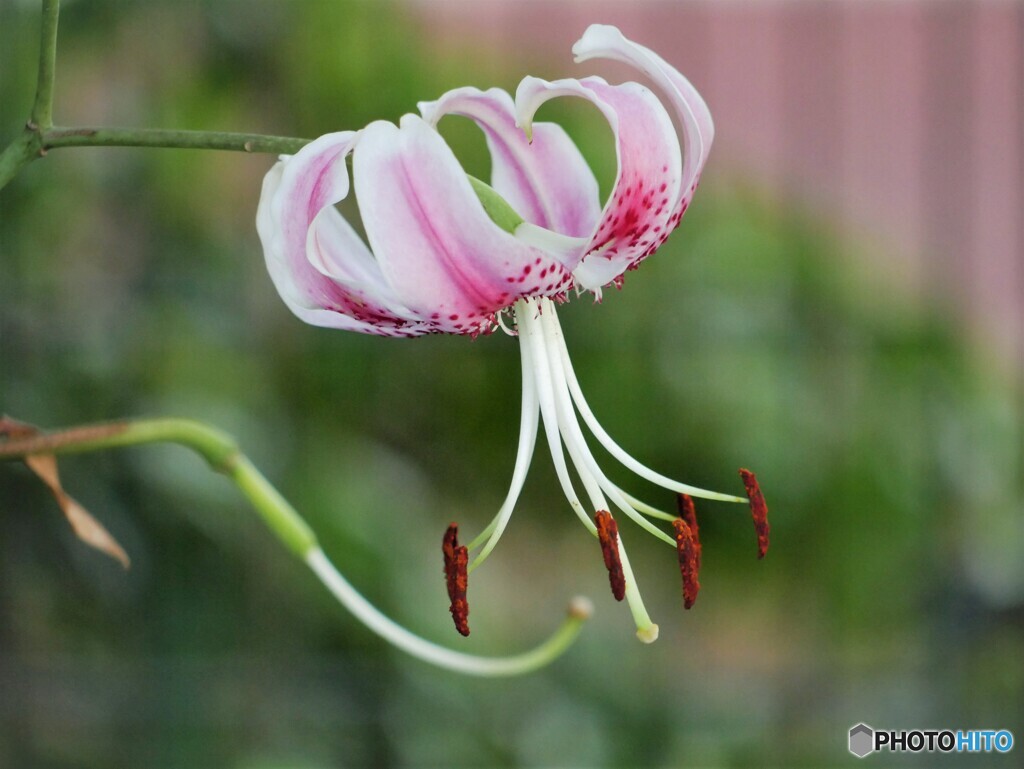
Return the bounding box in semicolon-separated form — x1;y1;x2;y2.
672;517;700;609
466;334;540;571
676;493;701;569
617;488;677;522
442;523;470;636
594;510;626;601
738;469;770;559
536;300;675;547
517;298;596;532
548;308;746;504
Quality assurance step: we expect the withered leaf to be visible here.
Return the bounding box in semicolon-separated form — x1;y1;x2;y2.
1;416;130;568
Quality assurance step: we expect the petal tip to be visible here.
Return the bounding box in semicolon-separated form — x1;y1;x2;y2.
572;23;624;62
568;596;594;620
417;99;439;125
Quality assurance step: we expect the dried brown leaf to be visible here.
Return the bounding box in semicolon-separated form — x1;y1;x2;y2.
2;417;130;568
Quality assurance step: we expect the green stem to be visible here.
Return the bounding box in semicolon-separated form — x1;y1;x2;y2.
0;418;316;556
0;0;59;191
31;0;60;130
0;131;43;191
0;417;592;675
42;126;311;156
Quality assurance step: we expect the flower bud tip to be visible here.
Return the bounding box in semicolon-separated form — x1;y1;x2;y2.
636;623;660;644
568;596;594;620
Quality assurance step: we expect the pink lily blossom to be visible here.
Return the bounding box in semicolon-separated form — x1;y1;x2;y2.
257;24;768;643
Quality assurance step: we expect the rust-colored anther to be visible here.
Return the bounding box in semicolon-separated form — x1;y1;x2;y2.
594;510;626;601
672;517;701;609
442;523;470;636
739;468;770;559
676;493;701;570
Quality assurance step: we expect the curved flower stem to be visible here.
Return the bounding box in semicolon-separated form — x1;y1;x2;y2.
0;417;590;675
0;418;316;555
308;550;592;676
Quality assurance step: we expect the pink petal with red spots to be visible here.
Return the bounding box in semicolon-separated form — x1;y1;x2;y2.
257;133;431;337
516;76;683;290
573;24;713;210
353;115;573;334
419;87;600;241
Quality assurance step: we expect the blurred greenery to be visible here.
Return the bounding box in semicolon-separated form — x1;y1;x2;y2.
1;1;1022;767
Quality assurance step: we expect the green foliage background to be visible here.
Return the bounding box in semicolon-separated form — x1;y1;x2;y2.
1;2;1021;767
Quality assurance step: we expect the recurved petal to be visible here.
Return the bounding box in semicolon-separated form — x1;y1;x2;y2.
353;115;574;334
516;76;683;290
572;24;714;210
257;133;432;336
419;87;600;240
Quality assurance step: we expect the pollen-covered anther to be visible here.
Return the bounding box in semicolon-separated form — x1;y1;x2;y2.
594;510;626;601
676;493;701;570
672;517;700;609
442;523;470;636
739;469;770;559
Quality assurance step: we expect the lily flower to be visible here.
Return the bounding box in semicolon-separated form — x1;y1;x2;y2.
257;24;769;643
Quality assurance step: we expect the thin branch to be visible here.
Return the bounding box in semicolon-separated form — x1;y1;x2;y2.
0;417;315;555
30;0;61;130
0;132;42;191
43;126;311;156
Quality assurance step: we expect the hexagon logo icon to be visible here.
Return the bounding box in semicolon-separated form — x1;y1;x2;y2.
849;723;875;758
